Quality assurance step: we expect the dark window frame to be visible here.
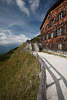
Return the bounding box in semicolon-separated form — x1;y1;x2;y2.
57;10;66;21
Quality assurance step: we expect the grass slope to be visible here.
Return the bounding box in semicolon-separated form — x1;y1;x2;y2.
0;44;40;100
31;35;41;43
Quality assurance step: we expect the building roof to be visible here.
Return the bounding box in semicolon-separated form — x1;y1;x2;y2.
40;0;64;30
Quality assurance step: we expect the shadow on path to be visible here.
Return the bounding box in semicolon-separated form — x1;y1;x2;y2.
43;57;67;87
40;56;67;100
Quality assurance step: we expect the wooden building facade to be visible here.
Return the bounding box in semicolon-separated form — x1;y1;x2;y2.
40;0;67;51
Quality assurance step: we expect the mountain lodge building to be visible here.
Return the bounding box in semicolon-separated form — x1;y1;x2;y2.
40;0;67;51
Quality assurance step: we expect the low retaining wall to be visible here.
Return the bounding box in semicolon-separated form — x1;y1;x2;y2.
43;49;67;55
36;54;47;100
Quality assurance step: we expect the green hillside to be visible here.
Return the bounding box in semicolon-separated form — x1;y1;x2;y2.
0;43;40;100
31;35;41;43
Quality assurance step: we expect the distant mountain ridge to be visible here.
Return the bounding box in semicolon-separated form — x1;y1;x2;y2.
0;44;19;55
0;35;41;55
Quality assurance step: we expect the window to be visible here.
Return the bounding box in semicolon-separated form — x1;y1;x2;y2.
49;33;51;39
51;32;54;38
58;11;66;20
46;18;55;30
42;36;45;40
46;24;49;30
57;27;62;36
46;34;49;40
42;35;46;40
53;30;57;38
50;18;55;26
58;44;62;50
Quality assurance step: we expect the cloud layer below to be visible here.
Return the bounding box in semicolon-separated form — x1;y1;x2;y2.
0;30;30;45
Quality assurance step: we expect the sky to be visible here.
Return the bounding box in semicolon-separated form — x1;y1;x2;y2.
0;0;58;54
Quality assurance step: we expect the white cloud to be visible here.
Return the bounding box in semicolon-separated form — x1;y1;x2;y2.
2;0;13;4
3;0;40;15
29;0;40;12
16;0;29;16
15;0;40;15
0;30;30;45
6;0;12;4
